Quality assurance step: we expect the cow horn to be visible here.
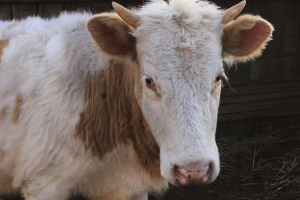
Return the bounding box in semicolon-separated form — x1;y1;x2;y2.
112;2;141;28
222;0;246;24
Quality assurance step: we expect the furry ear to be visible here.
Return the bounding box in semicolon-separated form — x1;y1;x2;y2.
87;13;135;56
222;14;274;65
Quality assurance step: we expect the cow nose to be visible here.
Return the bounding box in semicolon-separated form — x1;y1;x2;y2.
173;163;213;186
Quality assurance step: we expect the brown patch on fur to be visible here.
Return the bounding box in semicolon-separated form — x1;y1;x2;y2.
76;59;161;178
0;106;8;122
0;39;9;63
12;94;24;124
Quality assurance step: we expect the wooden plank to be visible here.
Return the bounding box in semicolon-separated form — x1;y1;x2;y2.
263;0;283;55
12;3;37;19
124;0;143;7
0;0;147;2
260;51;300;59
225;61;251;82
219;96;300;115
224;77;300;87
250;57;300;81
65;3;90;12
221;80;300;97
1;0;106;2
91;2;112;13
251;59;298;81
217;0;300;83
282;1;299;52
1;0;93;2
220;90;300;105
247;0;299;82
38;3;64;18
0;3;11;20
218;106;300;122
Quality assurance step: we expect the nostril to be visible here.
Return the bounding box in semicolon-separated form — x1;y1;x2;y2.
173;163;214;186
202;163;213;183
173;165;186;186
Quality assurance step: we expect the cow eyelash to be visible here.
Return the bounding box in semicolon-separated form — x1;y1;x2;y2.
214;72;227;90
215;72;228;84
145;77;153;85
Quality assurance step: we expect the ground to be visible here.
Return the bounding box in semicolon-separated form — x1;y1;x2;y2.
149;115;300;200
1;115;300;200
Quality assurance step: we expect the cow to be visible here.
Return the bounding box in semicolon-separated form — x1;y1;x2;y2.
0;0;273;199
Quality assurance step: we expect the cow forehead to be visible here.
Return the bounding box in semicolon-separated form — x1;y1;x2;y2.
135;0;224;39
135;27;223;93
134;0;224;86
137;0;223;28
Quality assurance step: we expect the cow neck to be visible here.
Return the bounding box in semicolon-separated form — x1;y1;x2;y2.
76;58;161;178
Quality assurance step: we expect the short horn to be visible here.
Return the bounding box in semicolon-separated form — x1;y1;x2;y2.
222;0;246;24
112;2;141;28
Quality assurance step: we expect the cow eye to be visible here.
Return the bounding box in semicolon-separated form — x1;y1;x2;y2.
215;76;221;83
214;73;227;90
145;76;156;92
214;76;222;90
145;77;152;85
215;72;227;84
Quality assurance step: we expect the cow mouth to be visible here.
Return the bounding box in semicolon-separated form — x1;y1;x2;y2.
172;163;213;186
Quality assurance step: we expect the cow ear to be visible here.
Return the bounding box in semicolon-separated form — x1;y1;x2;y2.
87;13;135;56
222;14;274;64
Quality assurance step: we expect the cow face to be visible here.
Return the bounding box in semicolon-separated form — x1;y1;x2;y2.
133;12;223;186
88;0;273;186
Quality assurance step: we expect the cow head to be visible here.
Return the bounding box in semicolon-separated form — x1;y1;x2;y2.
87;0;273;186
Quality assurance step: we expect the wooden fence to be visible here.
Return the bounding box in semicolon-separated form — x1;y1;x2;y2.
0;0;299;121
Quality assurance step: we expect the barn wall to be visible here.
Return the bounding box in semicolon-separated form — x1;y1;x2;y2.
214;0;300;121
0;0;299;121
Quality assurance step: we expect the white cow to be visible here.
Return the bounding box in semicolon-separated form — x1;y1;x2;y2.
0;0;273;199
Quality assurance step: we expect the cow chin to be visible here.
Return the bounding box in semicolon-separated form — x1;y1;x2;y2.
160;150;220;186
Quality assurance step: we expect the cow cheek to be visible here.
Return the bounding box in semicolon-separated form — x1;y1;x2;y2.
212;84;221;102
210;87;221;125
141;95;165;144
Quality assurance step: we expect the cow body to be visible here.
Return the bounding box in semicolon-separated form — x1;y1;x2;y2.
0;14;166;199
0;0;273;199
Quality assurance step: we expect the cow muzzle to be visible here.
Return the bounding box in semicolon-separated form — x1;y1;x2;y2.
173;163;213;186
